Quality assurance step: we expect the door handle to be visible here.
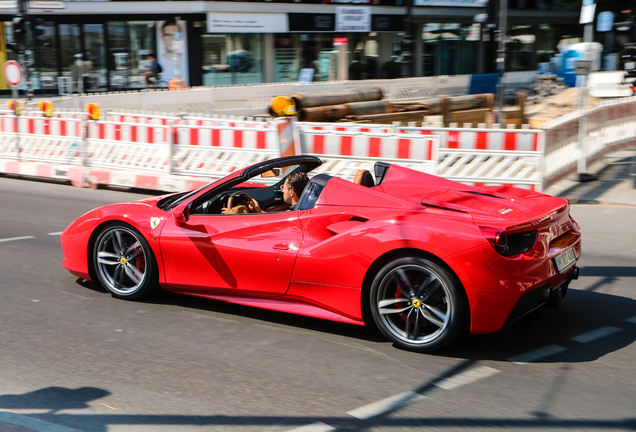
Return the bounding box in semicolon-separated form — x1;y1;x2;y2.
273;242;289;250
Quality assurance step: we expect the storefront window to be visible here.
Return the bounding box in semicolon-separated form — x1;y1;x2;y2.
508;25;535;71
108;21;128;89
202;33;262;85
33;20;57;93
83;24;107;92
422;23;479;76
129;22;156;87
59;23;81;85
300;34;336;82
274;34;299;82
106;21;157;89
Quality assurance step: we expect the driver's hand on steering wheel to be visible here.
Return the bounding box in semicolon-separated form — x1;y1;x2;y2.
248;198;264;213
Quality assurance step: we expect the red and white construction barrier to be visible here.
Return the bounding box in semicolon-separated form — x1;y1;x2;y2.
299;129;437;161
2;96;635;193
400;126;543;152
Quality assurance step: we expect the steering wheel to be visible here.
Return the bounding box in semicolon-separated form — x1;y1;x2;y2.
225;192;253;214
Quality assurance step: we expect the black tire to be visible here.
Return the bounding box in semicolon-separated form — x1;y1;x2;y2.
369;256;467;352
93;223;159;300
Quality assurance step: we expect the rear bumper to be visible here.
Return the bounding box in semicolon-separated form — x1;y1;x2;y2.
504;265;579;326
445;238;582;334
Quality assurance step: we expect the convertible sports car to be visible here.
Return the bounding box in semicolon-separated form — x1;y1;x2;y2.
61;155;581;352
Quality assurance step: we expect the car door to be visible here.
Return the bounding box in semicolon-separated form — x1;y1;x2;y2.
160;211;303;296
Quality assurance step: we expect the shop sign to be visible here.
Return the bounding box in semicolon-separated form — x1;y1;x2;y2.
579;3;596;24
0;1;17;8
333;37;348;45
207;13;289;33
335;7;371;32
414;0;487;6
288;14;335;32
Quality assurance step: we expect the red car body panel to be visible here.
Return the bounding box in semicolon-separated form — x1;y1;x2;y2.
160;211;302;295
61;157;581;336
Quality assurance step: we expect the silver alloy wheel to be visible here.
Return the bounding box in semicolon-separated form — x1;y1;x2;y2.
375;264;451;346
95;226;147;296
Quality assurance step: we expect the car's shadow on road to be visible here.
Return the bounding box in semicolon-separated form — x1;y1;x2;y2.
75;264;636;362
75;277;386;344
438;289;636;363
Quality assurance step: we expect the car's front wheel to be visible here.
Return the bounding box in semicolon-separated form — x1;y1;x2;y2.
93;223;158;300
369;257;467;352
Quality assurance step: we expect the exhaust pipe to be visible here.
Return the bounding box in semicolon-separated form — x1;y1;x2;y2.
571;265;580;280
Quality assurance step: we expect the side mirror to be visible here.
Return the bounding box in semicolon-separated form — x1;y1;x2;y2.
173;204;190;226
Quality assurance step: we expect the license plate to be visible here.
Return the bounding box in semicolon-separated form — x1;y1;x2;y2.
554;248;577;273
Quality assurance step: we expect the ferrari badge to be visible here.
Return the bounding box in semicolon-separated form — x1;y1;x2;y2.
150;217;161;229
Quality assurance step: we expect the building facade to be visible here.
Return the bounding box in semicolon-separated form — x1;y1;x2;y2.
0;0;581;94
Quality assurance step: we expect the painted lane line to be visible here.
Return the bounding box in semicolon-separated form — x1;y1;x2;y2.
0;236;35;243
434;366;501;390
347;391;425;420
570;326;623;343
625;315;636;324
286;422;335;432
48;231;64;236
508;345;568;364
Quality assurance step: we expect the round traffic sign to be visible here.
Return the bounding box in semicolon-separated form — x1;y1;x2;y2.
3;61;23;87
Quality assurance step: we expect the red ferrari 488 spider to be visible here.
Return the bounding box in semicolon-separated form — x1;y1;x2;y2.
62;155;581;352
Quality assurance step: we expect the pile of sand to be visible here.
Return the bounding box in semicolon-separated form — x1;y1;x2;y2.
526;87;605;127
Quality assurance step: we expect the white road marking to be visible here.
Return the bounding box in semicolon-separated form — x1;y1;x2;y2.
508;345;568;364
570;326;623;343
0;236;35;243
48;231;64;236
347;391;425;420
434;366;501;390
287;422;335;432
625;315;636;324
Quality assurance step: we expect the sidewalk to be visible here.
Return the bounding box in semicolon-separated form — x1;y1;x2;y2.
544;149;636;206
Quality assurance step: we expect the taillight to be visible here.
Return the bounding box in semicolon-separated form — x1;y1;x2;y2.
480;227;537;257
480;227;507;255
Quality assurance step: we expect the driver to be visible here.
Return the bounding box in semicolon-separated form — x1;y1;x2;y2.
222;172;309;214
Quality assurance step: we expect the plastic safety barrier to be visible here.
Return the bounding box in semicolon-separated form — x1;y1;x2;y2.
2;94;635;192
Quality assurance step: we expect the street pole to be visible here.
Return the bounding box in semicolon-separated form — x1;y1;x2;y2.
17;0;34;101
401;0;414;78
495;0;508;124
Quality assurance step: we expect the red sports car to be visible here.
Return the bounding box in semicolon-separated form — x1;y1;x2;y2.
61;155;581;352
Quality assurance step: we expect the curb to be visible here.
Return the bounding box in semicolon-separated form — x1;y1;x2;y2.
0;412;80;432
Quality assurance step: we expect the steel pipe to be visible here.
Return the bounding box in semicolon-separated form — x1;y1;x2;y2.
299;100;392;122
291;88;384;110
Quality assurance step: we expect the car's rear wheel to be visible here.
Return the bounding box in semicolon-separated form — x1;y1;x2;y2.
93;223;158;300
370;257;467;352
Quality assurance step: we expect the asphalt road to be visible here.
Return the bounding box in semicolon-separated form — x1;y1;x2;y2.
0;177;635;432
